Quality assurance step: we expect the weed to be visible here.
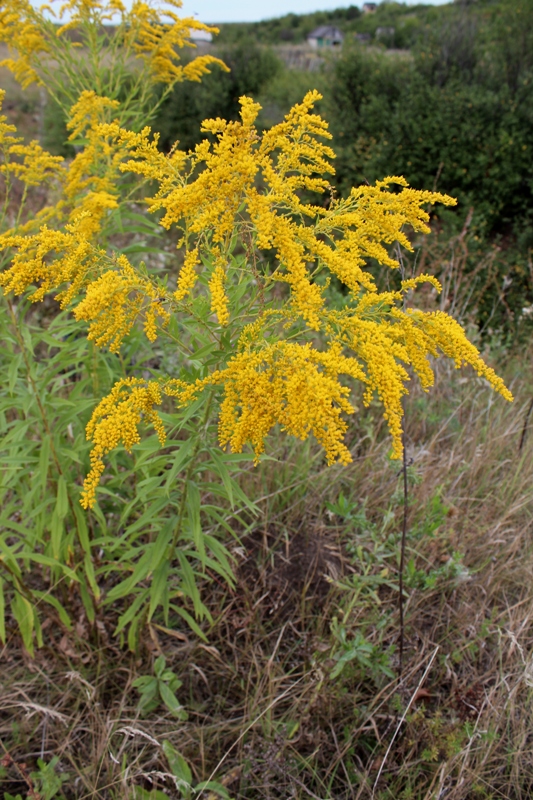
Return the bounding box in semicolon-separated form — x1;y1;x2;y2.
133;656;187;720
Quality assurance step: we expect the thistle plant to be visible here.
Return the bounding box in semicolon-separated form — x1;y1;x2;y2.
0;0;512;649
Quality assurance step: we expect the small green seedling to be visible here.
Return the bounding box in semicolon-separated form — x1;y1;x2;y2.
132;655;188;719
133;741;232;800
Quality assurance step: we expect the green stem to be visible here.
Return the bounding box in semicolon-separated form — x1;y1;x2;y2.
6;299;93;583
168;389;214;556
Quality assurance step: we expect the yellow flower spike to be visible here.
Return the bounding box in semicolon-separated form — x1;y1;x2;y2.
68;192;119;238
416;311;513;402
401;274;442;294
209;263;229;326
239;96;262;128
0;73;512;491
130;0;228;87
174;248;200;302
212;341;366;466
0;223;92;302
81;378;166;508
73;269;143;353
66;91;120;141
0;2;49;88
6;140;64;187
0;89;20;146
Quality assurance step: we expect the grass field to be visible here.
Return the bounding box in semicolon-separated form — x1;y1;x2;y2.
2;335;533;799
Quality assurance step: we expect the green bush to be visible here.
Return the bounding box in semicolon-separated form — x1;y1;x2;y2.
152;42;281;151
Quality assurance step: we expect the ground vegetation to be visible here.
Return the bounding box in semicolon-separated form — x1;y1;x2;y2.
0;2;531;799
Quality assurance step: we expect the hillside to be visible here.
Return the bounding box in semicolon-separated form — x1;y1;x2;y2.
215;0;501;50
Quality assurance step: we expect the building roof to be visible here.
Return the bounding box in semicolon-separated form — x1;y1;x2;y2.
308;25;344;41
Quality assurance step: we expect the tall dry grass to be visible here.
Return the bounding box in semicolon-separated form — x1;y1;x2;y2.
1;340;533;799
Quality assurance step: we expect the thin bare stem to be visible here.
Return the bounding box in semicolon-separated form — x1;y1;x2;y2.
399;428;409;676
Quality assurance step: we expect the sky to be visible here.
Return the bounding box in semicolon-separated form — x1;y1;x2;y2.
179;0;451;24
31;0;453;25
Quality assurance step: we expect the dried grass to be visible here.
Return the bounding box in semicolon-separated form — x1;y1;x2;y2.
1;342;533;799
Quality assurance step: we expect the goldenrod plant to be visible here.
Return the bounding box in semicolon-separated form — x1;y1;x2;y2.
0;0;512;651
0;0;227;126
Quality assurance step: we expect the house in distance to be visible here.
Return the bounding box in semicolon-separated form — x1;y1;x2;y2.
307;25;344;48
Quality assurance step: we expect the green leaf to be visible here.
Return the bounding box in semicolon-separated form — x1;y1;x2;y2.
154;654;166;678
79;580;96;624
168;603;208;642
208;450;234;509
56;480;70;526
105;550;153;603
58;446;82;464
26;554;78;583
186;480;204;561
33;591;72;629
72;503;90;550
38;435;51;492
8;352;22;394
175;551;206;620
148;560;170;622
136;678;159;711
0;578;5;643
114;587;150;636
195;781;232;799
150;519;174;571
164;438;194;496
132;788;170;800
124;495;169;536
21;325;34;355
162;740;192;785
83;553;100;600
49;509;64;561
132;676;153;689
11;592;35;656
159;681;187;719
120;210;162;231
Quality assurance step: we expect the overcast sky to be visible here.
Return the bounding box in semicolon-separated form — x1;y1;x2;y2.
179;1;451;24
34;0;453;25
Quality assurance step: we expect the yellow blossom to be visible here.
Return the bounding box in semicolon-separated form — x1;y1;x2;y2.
0;90;20;149
66;91;120;141
81;378;166;508
0;0;228;95
0;81;513;504
4;140;64;186
0;1;49;88
212;341;366;466
209;264;229;326
174;248;200;302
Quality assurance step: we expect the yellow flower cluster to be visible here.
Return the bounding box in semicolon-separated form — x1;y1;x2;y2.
128;0;228;85
0;219;100;303
3;139;64;187
0;90;18;148
73;254;171;350
0;89;64;197
0;90;122;240
0;0;227;93
0;80;513;508
214;341;365;465
0;0;49;88
173;247;199;302
62;92;123;237
208;253;229;325
119;92;457;330
81;378;166;508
